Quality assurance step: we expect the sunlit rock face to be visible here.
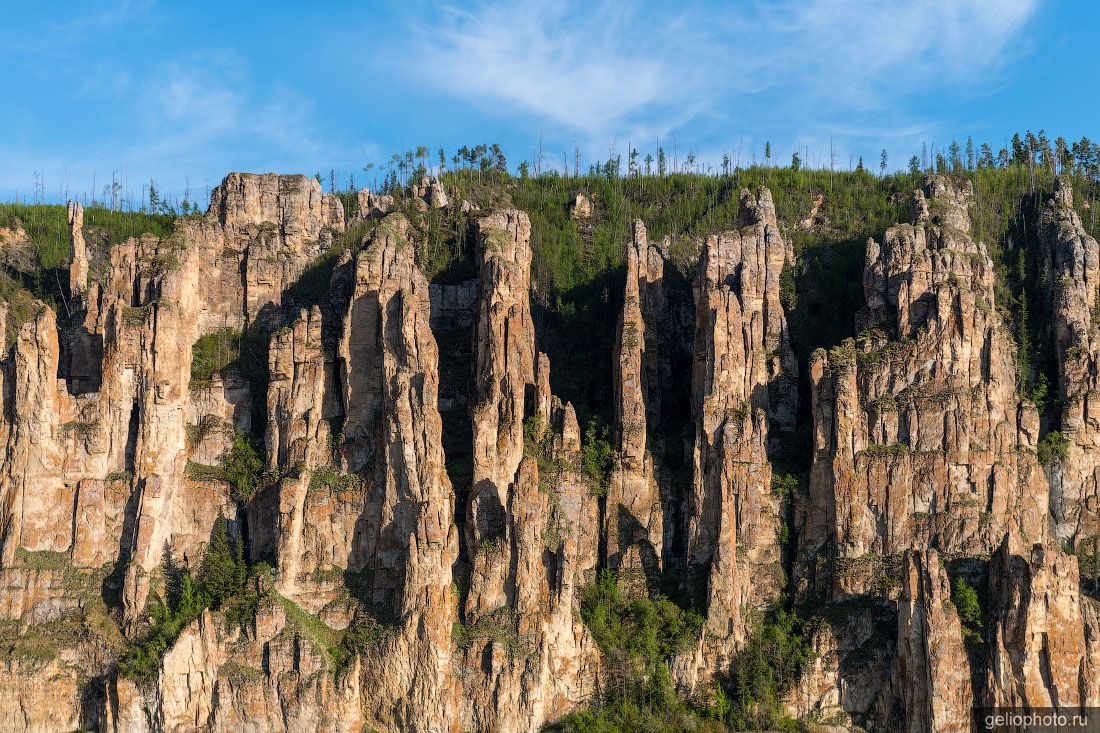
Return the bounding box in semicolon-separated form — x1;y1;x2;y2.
3;169;1100;731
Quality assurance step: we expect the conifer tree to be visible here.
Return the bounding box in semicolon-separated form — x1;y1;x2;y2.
200;513;240;607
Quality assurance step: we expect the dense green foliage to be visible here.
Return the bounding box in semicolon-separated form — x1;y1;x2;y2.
119;515;262;684
0;202;174;313
224;432;264;501
0;271;45;347
189;327;271;436
190;328;241;385
580;418;614;497
1038;430;1069;466
952;577;983;631
715;611;815;731
552;570;708;731
560;571;814;733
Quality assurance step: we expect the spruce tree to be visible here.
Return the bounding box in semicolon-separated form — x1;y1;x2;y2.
200;513;240;607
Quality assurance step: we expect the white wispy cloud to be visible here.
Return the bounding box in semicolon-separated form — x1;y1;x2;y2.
406;0;1040;153
408;1;722;141
753;0;1038;110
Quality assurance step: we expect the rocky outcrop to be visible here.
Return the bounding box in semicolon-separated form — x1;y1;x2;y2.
268;306;334;604
459;209;600;731
0;658;85;733
187;372;251;466
0;308;67;563
207;172;344;240
118;230;222;627
798;176;1048;600
464;210;538;620
896;549;973;733
570;193;593;220
1042;175;1100;543
687;188;795;667
94;202;459;733
354;189;394;220
267;306;327;473
13;166;1100;731
784;598;902;731
428;279;479;331
605;219;664;589
409;175;450;211
68;200;88;300
984;536;1095;712
261;213;462;730
178;172;345;330
102;595;365;733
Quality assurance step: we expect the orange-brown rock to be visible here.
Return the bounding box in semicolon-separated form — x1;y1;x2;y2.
687;188;795;667
68;200;88;300
984;536;1093;712
896;548;973;732
1042;175;1100;543
605;219;664;588
798;176;1047;600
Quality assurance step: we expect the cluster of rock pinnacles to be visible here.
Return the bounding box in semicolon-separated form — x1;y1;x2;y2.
1;172;1099;731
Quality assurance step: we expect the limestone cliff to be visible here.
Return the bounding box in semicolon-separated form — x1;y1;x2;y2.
177;172;345;331
798;176;1047;601
896;549;973;733
687;188;796;671
1042;175;1100;543
604;219;664;590
460;209;600;733
5;168;1100;733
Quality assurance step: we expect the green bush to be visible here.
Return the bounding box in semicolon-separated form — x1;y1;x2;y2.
951;577;983;630
554;569;708;729
119;515;262;684
719;610;814;731
581;419;613;497
452;606;525;658
771;473;800;497
118;570;206;685
1038;431;1069;465
224;432;263;500
200;515;246;608
190;328;241;386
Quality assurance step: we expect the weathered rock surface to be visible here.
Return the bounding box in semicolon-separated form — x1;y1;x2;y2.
0;658;85;733
68;200;88;299
784;598;902;731
896;549;973;733
0;308;67;563
459;209;600;732
605;219;664;589
464;210;538;620
1042;175;1100;543
428;279;479;331
798;176;1048;600
570;192;593;220
179;172;345;330
409;175;450;210
687;188;795;668
354;189;394;220
984;536;1095;712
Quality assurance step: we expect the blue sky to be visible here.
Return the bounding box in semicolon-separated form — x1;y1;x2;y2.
2;0;1097;203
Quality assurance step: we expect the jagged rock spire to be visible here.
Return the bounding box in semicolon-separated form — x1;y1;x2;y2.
67;201;87;300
